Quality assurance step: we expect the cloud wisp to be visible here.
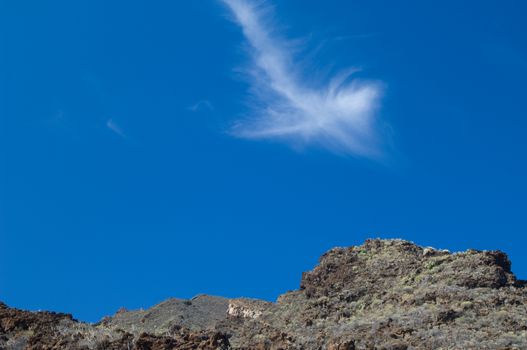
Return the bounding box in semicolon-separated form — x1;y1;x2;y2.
106;118;126;138
221;0;384;157
188;100;214;112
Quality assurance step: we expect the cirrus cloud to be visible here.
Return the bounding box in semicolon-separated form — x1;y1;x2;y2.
221;0;384;157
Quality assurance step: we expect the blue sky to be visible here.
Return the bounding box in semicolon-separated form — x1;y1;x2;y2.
1;0;526;322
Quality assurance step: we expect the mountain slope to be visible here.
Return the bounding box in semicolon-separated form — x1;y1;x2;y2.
1;239;526;349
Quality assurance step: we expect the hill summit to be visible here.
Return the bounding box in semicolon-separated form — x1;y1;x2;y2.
1;239;526;349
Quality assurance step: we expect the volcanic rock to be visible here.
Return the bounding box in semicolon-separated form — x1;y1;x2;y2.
1;239;526;349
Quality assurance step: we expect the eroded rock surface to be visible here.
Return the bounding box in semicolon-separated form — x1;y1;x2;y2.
2;239;526;349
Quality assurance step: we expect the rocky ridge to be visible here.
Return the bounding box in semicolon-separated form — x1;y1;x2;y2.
1;239;526;349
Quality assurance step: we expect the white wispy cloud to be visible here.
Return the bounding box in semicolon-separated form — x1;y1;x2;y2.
221;0;384;157
106;118;126;138
188;100;214;112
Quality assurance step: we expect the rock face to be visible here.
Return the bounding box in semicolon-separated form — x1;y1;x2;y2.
1;239;526;349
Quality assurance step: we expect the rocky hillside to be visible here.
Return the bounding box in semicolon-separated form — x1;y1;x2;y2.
1;239;526;350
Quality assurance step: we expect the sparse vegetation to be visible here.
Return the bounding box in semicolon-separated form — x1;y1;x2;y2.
1;239;526;349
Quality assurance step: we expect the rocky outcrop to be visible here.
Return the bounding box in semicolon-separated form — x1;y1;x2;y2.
1;239;526;349
227;299;272;320
0;301;229;350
